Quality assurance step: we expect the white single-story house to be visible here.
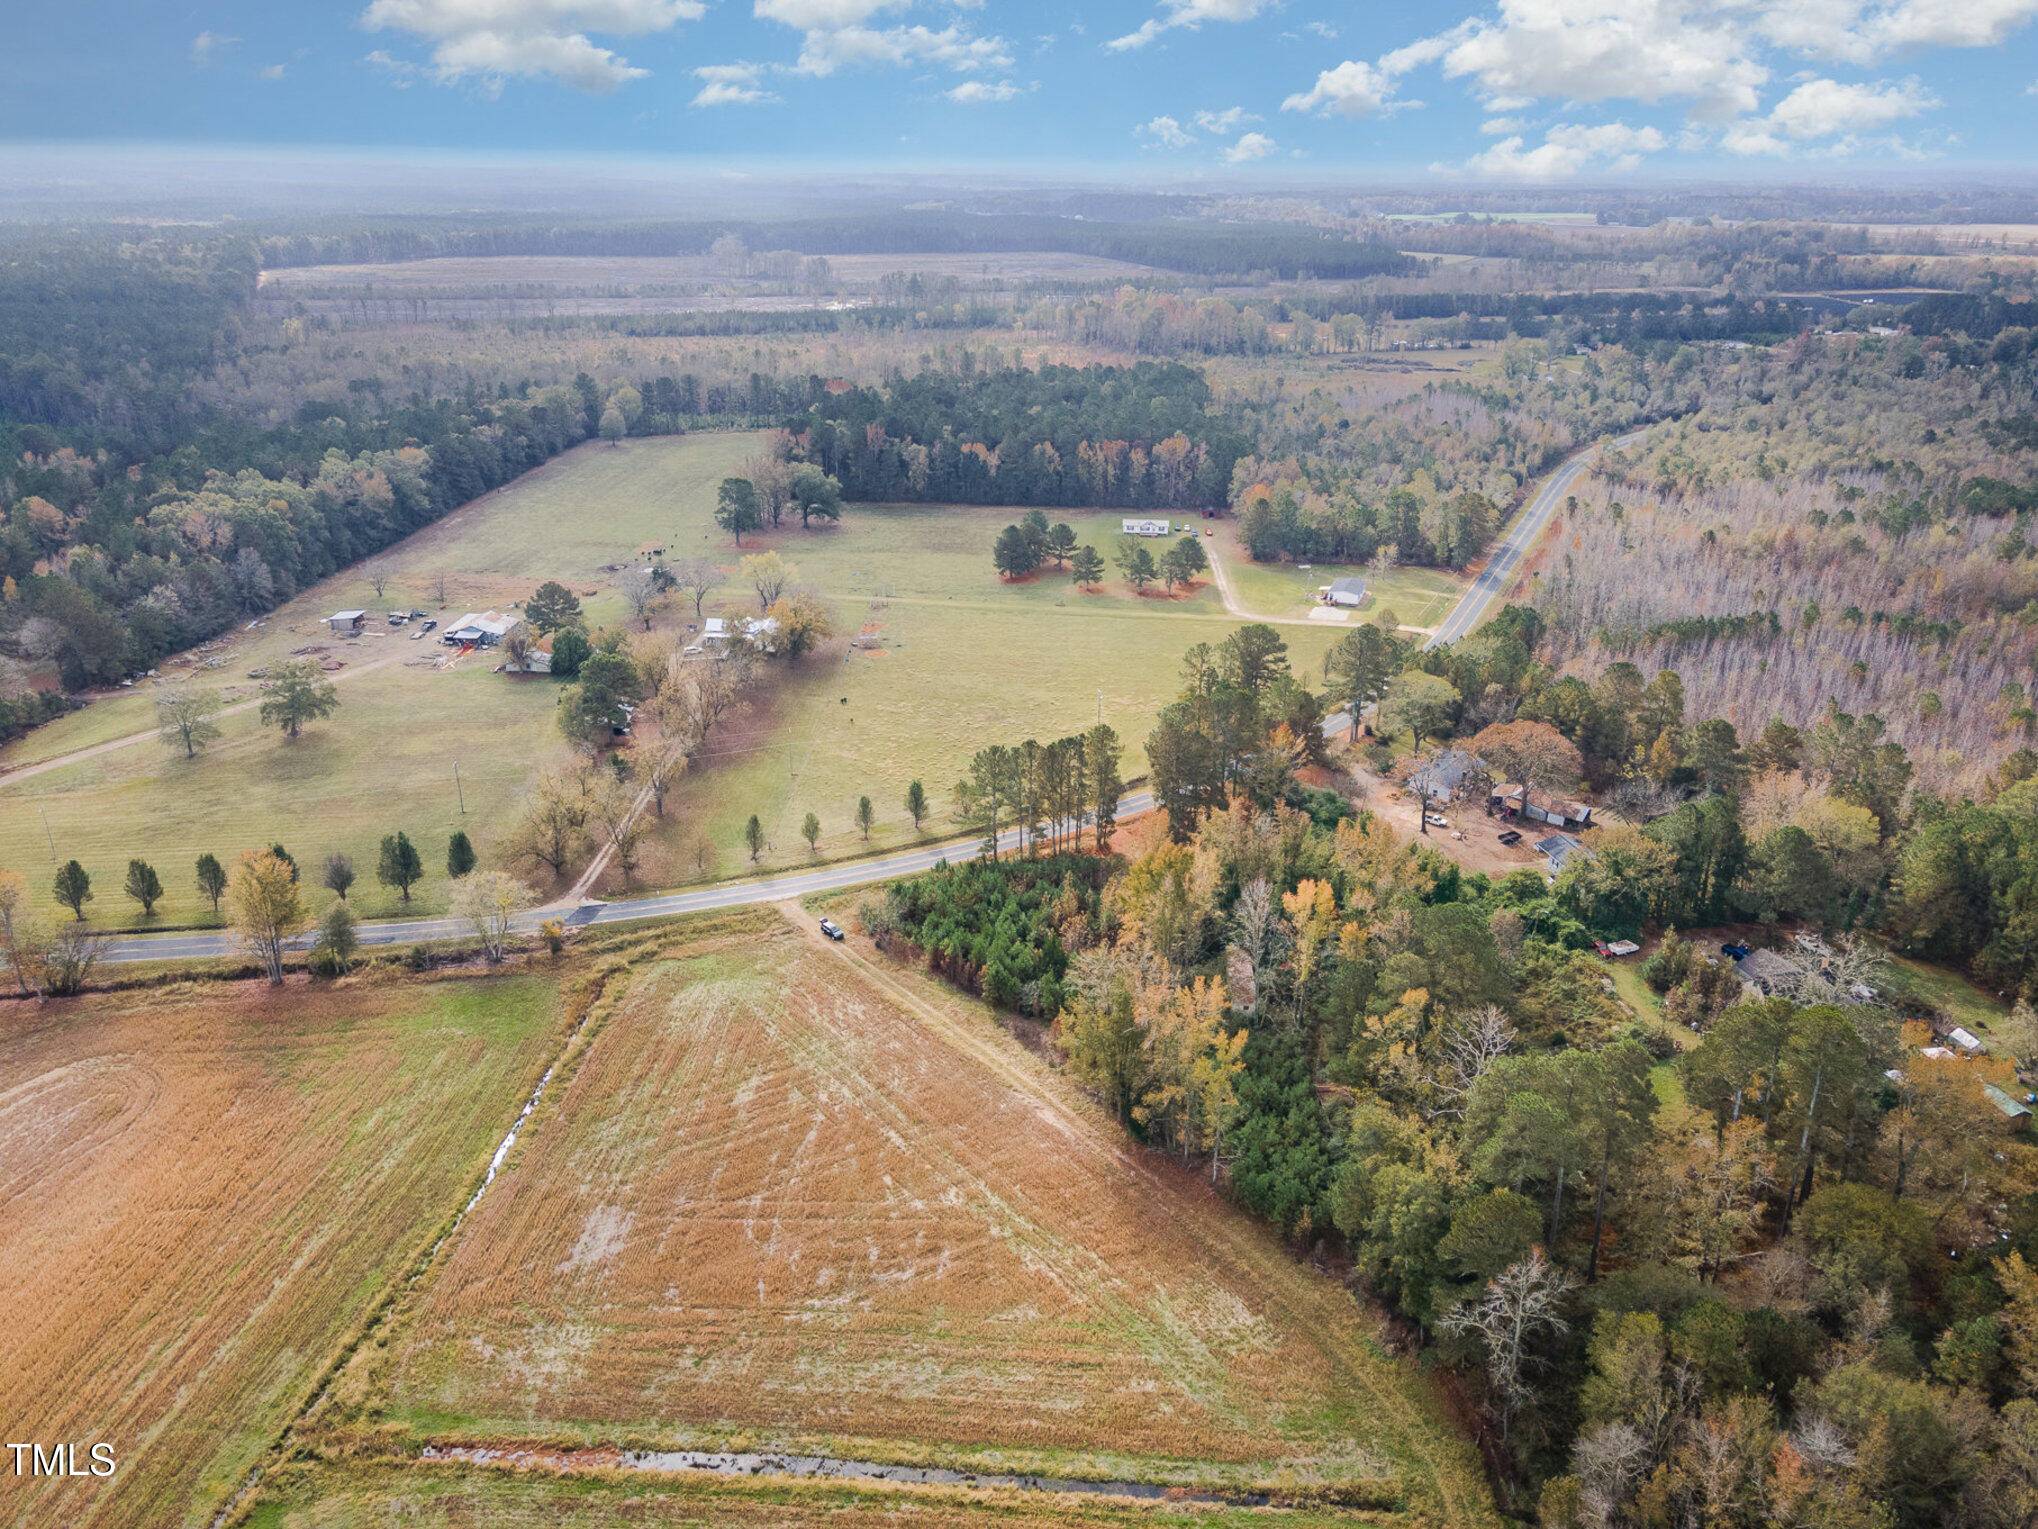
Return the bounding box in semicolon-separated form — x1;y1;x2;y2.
1324;576;1368;608
1121;518;1172;537
1492;784;1593;828
327;610;366;636
501;633;553;675
443;610;521;647
683;614;781;659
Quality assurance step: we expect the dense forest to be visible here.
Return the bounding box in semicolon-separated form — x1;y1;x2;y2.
785;361;1245;509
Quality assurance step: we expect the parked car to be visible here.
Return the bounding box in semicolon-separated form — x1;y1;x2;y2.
1497;829;1522;846
420;619;437;632
818;918;845;942
1721;942;1752;960
1424;813;1450;828
386;612;408;626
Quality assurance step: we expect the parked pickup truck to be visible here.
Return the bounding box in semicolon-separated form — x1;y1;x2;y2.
818;918;845;942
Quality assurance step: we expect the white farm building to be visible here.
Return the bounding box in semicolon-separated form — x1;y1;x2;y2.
1121;518;1172;537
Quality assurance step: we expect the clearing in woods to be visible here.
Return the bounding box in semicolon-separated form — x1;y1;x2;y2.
0;971;564;1529
298;910;1494;1525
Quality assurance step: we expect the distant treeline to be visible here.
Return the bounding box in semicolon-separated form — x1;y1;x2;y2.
252;211;1418;282
1288;287;1830;344
786;361;1243;509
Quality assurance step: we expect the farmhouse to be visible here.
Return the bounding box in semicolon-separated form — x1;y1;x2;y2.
1492;784;1593;828
442;610;521;647
1409;747;1481;803
501;634;553;674
326;610;366;636
1324;576;1368;608
1121;517;1172;537
683;615;782;659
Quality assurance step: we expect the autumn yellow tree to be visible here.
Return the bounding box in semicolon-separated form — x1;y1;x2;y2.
226;848;305;985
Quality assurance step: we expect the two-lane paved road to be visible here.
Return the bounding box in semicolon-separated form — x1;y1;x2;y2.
98;791;1160;964
1424;426;1648;650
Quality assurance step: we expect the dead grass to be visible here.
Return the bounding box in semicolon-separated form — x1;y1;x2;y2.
0;971;564;1529
332;913;1494;1522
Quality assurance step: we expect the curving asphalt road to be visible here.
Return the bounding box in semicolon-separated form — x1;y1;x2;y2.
96;427;1648;967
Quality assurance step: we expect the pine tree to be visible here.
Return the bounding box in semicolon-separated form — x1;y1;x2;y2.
447;830;477;878
378;831;424;902
123;858;163;917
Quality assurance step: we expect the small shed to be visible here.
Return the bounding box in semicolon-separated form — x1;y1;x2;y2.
1324;576;1368;608
1492;784;1593;828
327;610;366;636
1948;1026;1986;1056
1537;833;1593;875
1984;1082;2032;1130
1734;948;1802;997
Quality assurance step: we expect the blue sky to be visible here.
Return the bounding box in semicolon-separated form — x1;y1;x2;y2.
6;0;2038;180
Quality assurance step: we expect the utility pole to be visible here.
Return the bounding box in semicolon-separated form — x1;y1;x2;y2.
39;807;56;859
454;760;466;815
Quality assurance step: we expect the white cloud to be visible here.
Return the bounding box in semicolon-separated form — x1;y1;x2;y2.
258;62;288;80
1480;114;1525;133
363;47;423;84
359;0;701;91
1193;105;1257;133
1136;114;1195;147
1457;120;1667;179
191;31;239;67
947;78;1021;101
1107;0;1272;51
754;1;1010;77
1304;20;1339;39
691;61;778;105
1762;0;2038;65
1282;58;1404;117
1433;3;1766;122
1222;130;1278;162
786;22;1009;74
1722;74;1935;152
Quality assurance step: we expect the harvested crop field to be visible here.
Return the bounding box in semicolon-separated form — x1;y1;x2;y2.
332;911;1493;1524
0;972;564;1529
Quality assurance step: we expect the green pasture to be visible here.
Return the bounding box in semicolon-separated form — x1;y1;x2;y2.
2;433;1343;922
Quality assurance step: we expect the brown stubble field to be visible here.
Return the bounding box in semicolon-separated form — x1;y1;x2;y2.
321;910;1493;1524
0;972;564;1529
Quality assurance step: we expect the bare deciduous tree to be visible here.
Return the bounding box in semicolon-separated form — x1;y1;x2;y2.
1437;1251;1575;1442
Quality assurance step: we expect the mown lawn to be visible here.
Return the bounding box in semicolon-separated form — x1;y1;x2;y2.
1220;550;1463;633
